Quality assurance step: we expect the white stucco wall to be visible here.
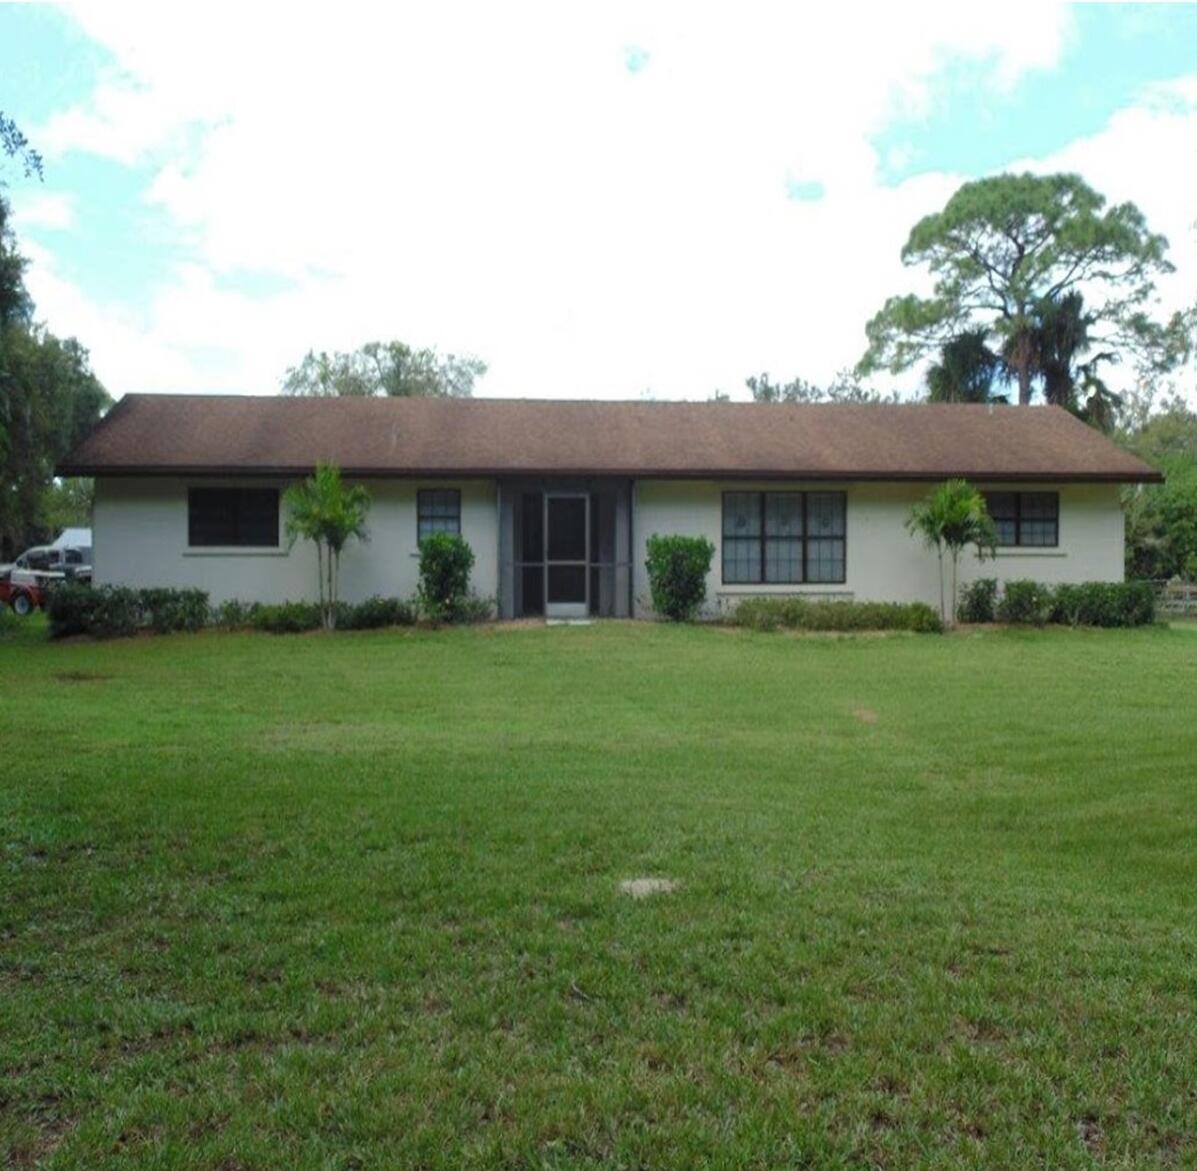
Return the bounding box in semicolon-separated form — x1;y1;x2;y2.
632;480;1126;618
92;477;499;605
93;474;1125;616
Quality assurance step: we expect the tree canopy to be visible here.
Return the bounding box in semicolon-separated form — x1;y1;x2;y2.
924;329;1006;404
1;119;109;558
744;369;899;404
1120;400;1197;579
0;112;43;181
282;340;486;398
859;172;1187;406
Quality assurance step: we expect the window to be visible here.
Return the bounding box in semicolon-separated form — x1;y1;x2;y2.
418;489;461;541
984;491;1058;548
19;548;56;571
188;487;279;547
722;491;846;584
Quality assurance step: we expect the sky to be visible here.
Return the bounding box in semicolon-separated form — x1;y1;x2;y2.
1;2;1196;404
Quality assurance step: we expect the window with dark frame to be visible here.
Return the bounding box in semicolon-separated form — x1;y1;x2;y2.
722;491;846;584
188;487;279;547
983;491;1059;547
417;489;461;542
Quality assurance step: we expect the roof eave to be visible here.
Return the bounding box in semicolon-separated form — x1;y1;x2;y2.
55;462;1165;484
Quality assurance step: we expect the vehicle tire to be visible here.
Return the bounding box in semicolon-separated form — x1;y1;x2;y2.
11;592;33;617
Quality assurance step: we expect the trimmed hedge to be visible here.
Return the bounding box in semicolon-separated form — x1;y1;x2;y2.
730;596;943;634
988;579;1156;628
140;587;209;634
250;601;323;634
1049;580;1155;628
995;579;1054;626
645;534;716;621
957;577;998;624
48;586;421;639
47;584;202;640
211;598;256;630
339;595;417;630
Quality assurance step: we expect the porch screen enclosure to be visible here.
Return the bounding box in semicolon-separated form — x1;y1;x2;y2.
497;479;633;619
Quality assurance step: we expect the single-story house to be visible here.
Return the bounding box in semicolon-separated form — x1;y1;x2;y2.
59;395;1160;620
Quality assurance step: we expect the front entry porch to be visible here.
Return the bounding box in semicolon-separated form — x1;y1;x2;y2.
497;478;634;620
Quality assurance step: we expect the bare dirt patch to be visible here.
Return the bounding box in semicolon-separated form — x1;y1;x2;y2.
1077;1114;1104;1155
620;877;677;899
852;707;879;725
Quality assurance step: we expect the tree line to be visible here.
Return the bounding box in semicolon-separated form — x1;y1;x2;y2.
0;113;109;559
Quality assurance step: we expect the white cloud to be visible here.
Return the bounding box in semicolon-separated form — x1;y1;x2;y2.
46;1;1197;407
10;191;76;230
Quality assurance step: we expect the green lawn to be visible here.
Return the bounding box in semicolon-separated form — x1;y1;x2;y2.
2;617;1196;1169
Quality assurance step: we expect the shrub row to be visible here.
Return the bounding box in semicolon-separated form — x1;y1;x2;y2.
957;578;1155;627
47;585;423;639
48;584;209;639
729;596;943;634
248;596;424;634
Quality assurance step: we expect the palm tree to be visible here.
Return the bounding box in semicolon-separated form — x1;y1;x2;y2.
1023;292;1122;431
283;462;371;630
926;329;1007;403
907;480;997;626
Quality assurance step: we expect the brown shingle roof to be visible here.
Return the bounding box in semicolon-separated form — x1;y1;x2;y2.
58;394;1161;482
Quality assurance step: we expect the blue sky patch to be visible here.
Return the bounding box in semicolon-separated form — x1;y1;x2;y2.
874;5;1197;183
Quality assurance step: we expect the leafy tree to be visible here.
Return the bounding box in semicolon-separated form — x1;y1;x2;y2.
860;173;1184;406
1120;401;1197;579
1;322;110;557
907;480;997;626
746;369;899;404
283;463;372;630
0;118;109;556
39;476;94;535
0;112;43;180
282;340;486;398
925;329;1006;403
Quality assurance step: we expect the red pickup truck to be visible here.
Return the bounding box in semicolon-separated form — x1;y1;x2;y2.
0;567;60;616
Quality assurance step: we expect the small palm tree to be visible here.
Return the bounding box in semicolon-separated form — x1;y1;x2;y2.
907;480;997;626
284;462;371;630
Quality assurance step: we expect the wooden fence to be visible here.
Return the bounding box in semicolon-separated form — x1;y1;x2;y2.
1151;580;1197;617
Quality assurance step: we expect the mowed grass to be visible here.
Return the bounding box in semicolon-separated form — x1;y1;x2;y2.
2;617;1197;1170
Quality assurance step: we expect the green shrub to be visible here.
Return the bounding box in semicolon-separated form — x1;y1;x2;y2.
341;596;417;630
47;583;142;639
250;601;323;634
139;588;210;634
454;594;495;625
46;581;102;638
211;599;257;629
996;579;1054;626
957;577;998;624
85;587;143;638
732;596;805;632
1051;581;1155;628
729;596;942;634
645;534;715;621
418;533;475;622
50;584;214;639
